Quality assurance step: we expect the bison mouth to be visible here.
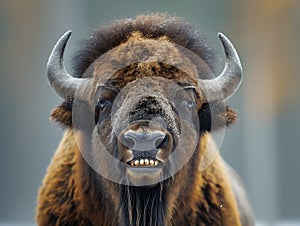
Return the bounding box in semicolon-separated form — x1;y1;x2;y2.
117;120;173;185
125;155;165;181
127;158;161;167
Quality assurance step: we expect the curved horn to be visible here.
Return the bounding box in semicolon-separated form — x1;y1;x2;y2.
47;30;83;99
200;33;242;102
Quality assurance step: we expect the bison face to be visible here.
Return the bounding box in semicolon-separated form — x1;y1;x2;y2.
46;31;242;187
89;74;201;186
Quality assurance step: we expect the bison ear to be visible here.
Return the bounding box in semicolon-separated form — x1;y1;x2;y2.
225;106;238;126
198;103;238;133
50;100;73;128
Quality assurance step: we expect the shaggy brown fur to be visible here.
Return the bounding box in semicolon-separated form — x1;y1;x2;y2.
37;130;241;225
37;13;254;225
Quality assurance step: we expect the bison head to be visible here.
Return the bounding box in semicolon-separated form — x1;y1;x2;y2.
46;22;242;224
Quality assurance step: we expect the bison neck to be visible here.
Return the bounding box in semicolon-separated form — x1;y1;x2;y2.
120;184;167;226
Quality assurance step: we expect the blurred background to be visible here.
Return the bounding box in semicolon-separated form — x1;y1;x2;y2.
0;0;299;225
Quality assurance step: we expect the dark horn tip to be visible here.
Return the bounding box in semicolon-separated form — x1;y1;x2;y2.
217;32;242;70
61;30;72;39
217;32;231;57
217;32;231;45
217;32;224;38
58;30;72;51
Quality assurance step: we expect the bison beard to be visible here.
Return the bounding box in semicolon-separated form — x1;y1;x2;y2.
120;184;167;226
37;13;255;226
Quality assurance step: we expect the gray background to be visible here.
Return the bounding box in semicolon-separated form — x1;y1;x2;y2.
0;0;299;224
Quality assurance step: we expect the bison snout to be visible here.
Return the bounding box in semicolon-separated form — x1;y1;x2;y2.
123;130;166;151
118;120;173;165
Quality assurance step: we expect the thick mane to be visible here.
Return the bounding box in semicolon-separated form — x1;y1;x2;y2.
71;13;217;78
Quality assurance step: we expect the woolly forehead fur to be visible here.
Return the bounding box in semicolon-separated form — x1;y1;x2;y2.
71;13;217;79
85;31;209;82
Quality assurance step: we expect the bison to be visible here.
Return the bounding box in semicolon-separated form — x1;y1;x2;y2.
36;14;254;225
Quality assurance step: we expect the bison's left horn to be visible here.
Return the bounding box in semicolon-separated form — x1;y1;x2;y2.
47;30;84;99
199;33;242;102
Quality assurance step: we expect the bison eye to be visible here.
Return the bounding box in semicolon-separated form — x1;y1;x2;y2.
95;99;112;124
182;100;196;110
98;99;112;110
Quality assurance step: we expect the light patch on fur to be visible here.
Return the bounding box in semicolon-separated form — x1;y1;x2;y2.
191;132;242;225
198;132;219;171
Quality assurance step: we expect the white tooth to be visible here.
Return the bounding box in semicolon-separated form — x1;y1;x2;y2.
140;159;144;166
155;160;159;166
150;160;154;166
145;159;149;166
134;160;139;166
131;162;134;166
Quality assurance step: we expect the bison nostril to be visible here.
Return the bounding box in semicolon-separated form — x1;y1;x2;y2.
155;135;168;149
122;130;166;151
122;136;135;149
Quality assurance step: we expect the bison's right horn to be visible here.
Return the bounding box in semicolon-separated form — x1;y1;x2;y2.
46;30;84;99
